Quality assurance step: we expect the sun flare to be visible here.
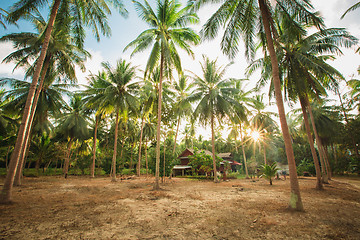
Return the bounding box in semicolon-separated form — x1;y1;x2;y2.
251;131;261;142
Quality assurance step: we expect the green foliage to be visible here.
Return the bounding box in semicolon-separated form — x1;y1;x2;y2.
188;150;222;176
296;159;316;176
260;162;279;185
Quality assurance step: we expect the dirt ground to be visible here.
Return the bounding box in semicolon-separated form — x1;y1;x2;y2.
0;175;359;240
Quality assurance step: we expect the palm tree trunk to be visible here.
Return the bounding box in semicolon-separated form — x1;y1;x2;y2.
154;46;164;190
259;0;303;211
0;0;60;203
5;146;10;170
162;139;166;183
323;145;332;179
145;140;148;177
263;143;267;165
137;116;145;176
211;114;219;183
130;143;134;171
173;116;180;154
240;124;249;179
64;138;73;179
91;115;99;178
299;96;323;190
14;59;51;186
119;140;125;169
112;111;119;182
305;96;328;184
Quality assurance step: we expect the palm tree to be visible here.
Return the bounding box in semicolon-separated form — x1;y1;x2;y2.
1;11;89;186
56;95;91;178
250;94;277;165
125;0;200;189
261;162;279;185
188;0;325;211
99;60;139;182
81;71;109;178
189;56;240;182
1;0;127;203
172;75;193;154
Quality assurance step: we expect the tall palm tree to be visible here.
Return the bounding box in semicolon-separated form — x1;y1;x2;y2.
188;56;240;182
172;75;193;154
56;95;91;178
250;94;277;165
125;0;200;189
98;60;139;182
81;71;109;178
1;11;89;186
1;0;127;203
188;0;325;211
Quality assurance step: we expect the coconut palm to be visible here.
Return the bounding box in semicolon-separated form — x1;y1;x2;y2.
188;56;240;182
98;60;139;182
1;0;126;203
261;162;279;185
125;0;200;189
188;0;324;211
56;95;91;178
172;75;193;154
81;71;109;177
1;11;89;186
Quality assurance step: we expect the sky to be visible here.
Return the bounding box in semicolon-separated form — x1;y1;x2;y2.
0;0;360;140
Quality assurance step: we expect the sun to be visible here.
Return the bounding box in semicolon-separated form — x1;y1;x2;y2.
251;130;261;142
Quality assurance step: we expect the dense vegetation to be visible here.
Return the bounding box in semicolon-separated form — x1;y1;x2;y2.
0;0;360;211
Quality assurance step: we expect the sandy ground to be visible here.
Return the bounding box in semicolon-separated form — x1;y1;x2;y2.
0;175;359;240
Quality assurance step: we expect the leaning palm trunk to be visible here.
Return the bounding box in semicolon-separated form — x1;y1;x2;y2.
240;124;249;178
211;115;219;183
305;96;328;183
111;111;120;182
299;97;323;190
0;0;61;203
137;116;145;176
154;48;164;190
14;59;51;186
91;115;99;178
258;0;303;211
173;116;180;154
319;139;331;180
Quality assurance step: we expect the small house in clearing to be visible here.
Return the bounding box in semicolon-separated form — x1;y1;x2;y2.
172;148;242;176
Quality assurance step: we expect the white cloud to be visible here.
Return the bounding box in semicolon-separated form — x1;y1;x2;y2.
0;42;26;79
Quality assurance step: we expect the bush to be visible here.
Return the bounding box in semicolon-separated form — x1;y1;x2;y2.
121;168;134;175
297;159;315;176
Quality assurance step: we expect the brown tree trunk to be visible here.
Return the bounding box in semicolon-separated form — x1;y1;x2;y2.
112;111;119;182
5;146;10;170
259;0;303;211
173;116;180;154
154;46;164;190
162;138;166;183
0;0;61;203
14;59;51;186
137;116;145;176
305;96;328;184
130;143;134;171
299;96;323;190
119;140;125;169
91;115;99;178
145;141;148;177
240;124;249;179
64;138;73;179
211;114;219;183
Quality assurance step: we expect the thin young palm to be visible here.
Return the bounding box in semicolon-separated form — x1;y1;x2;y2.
125;0;200;189
188;56;240;183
